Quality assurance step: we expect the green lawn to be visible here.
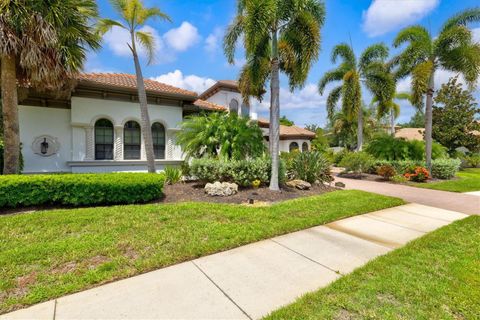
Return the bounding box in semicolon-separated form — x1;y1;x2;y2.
414;168;480;192
0;190;403;314
265;216;479;320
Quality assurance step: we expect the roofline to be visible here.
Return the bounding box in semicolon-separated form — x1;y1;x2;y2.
198;81;239;100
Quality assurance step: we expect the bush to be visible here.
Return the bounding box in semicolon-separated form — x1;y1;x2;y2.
0;173;165;208
463;154;480;168
290;151;332;184
391;174;408;184
332;149;350;166
377;165;397;180
431;158;461;180
164;166;182;185
190;157;284;187
339;152;375;175
404;167;429;182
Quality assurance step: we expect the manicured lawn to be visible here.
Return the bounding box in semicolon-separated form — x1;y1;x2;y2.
414;168;480;192
0;190;403;314
265;216;479;320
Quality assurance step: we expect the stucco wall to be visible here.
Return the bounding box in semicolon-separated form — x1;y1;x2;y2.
279;139;311;153
206;90;257;120
19;105;72;173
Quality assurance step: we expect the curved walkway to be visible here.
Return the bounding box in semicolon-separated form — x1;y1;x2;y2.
334;176;480;215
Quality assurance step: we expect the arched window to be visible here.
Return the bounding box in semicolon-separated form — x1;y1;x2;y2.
289;142;299;152
152;122;166;159
95;119;114;160
229;99;239;114
124;121;141;160
302;142;309;152
241;103;249;117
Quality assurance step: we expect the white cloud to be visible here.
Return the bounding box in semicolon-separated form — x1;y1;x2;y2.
163;22;200;52
204;27;223;54
151;70;216;94
362;0;439;37
473;27;480;43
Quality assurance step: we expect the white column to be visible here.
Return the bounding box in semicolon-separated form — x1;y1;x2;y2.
114;126;123;160
85;126;94;160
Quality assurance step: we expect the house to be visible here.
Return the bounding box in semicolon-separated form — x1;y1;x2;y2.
394;128;425;141
16;73;314;173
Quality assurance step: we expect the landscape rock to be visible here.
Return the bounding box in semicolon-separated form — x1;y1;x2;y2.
286;180;311;190
205;182;238;197
335;182;346;188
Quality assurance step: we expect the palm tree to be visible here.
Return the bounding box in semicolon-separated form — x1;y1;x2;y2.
224;0;326;191
372;91;411;135
319;43;389;151
98;0;171;173
0;0;100;174
393;8;480;171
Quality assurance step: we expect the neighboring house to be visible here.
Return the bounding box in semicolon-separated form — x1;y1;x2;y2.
394;128;425;141
15;73;314;173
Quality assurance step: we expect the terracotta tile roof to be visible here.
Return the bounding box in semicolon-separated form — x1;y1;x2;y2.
76;73;197;98
193;99;227;111
255;118;315;139
395;128;425;141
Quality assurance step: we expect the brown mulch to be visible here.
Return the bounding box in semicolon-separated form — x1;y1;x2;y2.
159;181;337;205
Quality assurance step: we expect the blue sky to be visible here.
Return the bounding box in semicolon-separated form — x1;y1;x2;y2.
85;0;480;128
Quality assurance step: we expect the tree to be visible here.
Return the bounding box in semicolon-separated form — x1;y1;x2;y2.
224;0;326;191
393;8;480;171
279;115;294;126
98;0;171;173
176;112;266;160
399;110;425;128
371;91;411;135
310;127;329;152
433;76;480;153
319;43;389;151
0;0;100;174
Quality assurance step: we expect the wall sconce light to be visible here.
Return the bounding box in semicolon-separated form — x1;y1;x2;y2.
40;138;49;155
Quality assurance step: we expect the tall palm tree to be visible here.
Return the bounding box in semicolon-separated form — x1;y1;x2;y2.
0;0;100;174
224;0;326;191
98;0;171;173
319;43;389;151
393;8;480;171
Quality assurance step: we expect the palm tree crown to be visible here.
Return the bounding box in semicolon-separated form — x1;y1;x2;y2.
224;0;326;190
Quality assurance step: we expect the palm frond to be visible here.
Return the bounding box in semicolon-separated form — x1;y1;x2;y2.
224;15;245;64
96;18;126;35
326;86;342;120
441;7;480;33
137;7;171;25
359;43;389;71
393;25;430;48
411;60;434;108
136;30;155;64
331;43;356;67
318;67;348;94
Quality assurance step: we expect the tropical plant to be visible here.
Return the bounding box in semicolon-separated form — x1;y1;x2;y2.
404;166;429;182
372;91;412;135
177;112;266;160
0;0;100;174
393;8;480;172
164;166;182;185
98;0;171;173
319;42;389;151
433;76;480;153
376;165;397;181
224;0;326;191
339;152;375;176
290;151;332;184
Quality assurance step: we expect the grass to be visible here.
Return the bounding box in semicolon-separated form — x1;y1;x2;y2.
265;216;480;320
413;168;480;193
0;190;403;314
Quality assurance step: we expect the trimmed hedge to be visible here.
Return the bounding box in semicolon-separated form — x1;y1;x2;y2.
190;157;285;187
0;173;165;208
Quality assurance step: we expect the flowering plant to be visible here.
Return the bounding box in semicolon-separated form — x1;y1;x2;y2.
252;179;261;188
404;166;429;182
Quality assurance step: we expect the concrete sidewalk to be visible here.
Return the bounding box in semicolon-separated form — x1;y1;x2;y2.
334;176;480;215
2;204;468;320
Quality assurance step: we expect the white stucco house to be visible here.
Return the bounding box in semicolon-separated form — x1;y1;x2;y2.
16;73;314;173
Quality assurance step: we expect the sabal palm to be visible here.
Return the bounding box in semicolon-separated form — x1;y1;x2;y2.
0;0;100;174
98;0;171;173
393;8;480;171
319;43;389;151
224;0;326;191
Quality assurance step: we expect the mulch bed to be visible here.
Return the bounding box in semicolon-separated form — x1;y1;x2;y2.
160;181;337;205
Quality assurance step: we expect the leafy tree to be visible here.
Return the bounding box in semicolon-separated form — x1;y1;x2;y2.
224;0;326;191
310;127;329;152
177;112;266;160
98;0;171;173
328;106;376;150
393;8;480;171
0;0;100;174
399;110;425;128
319;43;389;151
279;115;294;126
433;76;480;153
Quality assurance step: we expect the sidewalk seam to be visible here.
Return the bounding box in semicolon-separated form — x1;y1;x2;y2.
360;215;427;233
191;261;252;320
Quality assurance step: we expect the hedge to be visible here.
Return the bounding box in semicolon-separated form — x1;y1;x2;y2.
0;173;165;208
190;157;285;187
371;159;461;180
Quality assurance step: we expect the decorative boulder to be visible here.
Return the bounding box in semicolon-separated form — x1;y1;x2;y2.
335;182;346;188
205;182;239;197
286;179;311;190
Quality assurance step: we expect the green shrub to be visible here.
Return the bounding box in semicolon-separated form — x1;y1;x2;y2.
391;174;408;184
463;154;480;168
290;151;332;184
377;165;397;180
333;149;350;166
164;166;182;185
431;158;461;180
0;173;165;208
339;152;375;175
190;157;284;187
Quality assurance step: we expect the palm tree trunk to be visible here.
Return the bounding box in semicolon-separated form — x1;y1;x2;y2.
1;54;20;174
390;110;395;136
356;108;363;151
425;72;434;173
131;33;156;173
269;30;280;191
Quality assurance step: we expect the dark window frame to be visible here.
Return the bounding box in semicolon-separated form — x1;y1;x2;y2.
289;142;299;152
95;119;114;160
124;121;141;160
152;122;166;159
